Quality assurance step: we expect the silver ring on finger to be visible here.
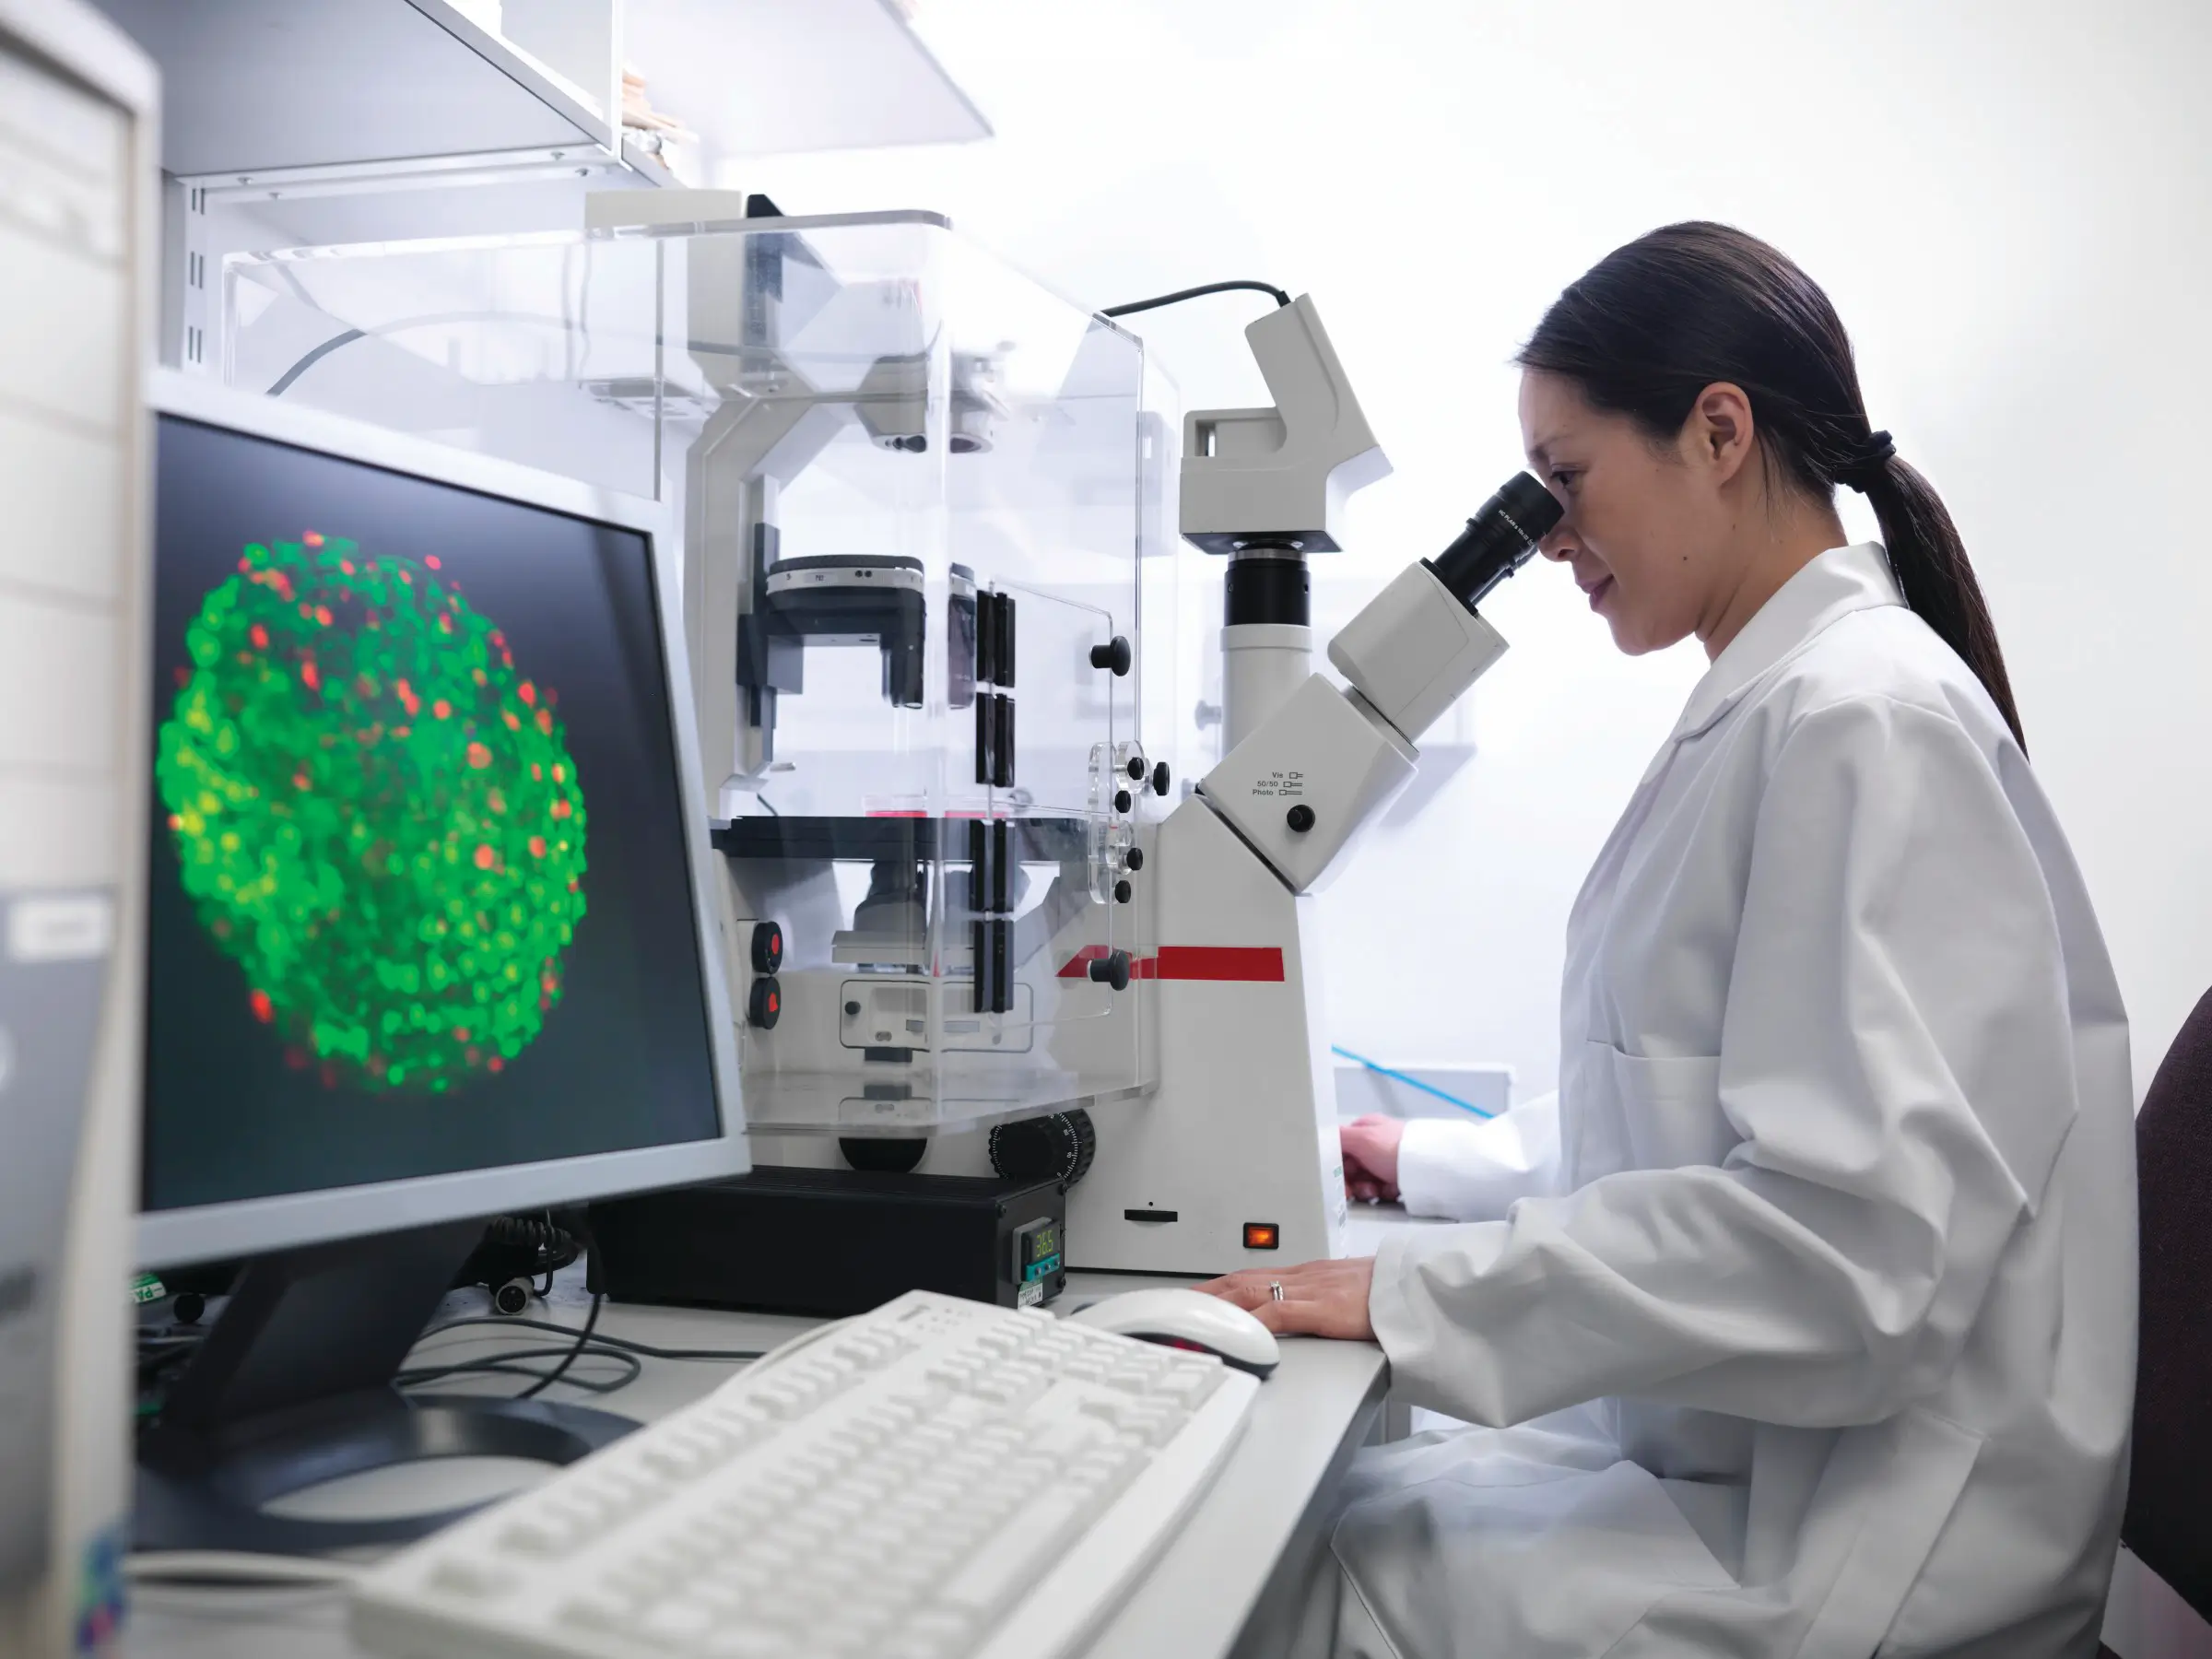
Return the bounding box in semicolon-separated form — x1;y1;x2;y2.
1269;1281;1285;1302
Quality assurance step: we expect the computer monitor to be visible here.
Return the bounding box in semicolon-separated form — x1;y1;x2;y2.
133;374;747;1552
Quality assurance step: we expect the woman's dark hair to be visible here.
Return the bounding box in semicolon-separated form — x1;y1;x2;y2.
1517;221;2025;750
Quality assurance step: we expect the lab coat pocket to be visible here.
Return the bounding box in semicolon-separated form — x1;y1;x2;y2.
1578;1042;1730;1181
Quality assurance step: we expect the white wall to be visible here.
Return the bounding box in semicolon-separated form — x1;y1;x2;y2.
739;0;2212;1103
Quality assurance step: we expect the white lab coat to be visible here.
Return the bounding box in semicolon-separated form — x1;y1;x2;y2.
1308;544;2136;1658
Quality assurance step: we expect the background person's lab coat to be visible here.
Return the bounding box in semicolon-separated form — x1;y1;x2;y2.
1308;544;2136;1658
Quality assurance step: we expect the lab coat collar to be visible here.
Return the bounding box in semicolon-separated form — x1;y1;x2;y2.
1669;543;1903;742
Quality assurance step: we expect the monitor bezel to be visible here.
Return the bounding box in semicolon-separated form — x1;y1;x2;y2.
136;370;750;1269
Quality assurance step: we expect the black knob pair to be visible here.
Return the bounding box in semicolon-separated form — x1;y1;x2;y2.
1122;756;1171;796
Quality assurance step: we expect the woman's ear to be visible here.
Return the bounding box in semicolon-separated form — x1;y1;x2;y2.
1684;382;1758;488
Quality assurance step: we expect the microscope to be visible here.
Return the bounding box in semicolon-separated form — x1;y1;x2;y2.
559;201;1558;1277
1065;298;1559;1272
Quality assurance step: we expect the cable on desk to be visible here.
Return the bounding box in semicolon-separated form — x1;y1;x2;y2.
516;1291;602;1400
415;1312;766;1364
1100;279;1292;319
394;1344;642;1396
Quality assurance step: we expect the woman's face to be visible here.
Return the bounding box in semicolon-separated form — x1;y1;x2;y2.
1517;370;1735;655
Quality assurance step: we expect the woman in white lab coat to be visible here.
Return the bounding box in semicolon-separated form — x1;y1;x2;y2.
1201;222;2136;1658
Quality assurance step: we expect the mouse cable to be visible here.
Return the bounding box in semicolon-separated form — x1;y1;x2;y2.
1100;280;1290;319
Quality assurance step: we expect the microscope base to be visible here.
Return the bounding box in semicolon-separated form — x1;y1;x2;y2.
1066;799;1348;1276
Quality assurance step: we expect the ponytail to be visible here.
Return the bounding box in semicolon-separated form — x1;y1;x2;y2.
1519;221;2027;751
1857;456;2025;751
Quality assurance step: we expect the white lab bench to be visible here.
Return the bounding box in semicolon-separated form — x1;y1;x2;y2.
124;1206;1445;1659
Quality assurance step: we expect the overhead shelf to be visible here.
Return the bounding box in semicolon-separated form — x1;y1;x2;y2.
91;0;988;182
624;0;991;160
89;0;613;176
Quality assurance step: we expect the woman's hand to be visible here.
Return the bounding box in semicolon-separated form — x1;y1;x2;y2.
1198;1256;1378;1341
1342;1113;1406;1204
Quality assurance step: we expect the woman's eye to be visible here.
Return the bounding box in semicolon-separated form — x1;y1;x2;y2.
1550;470;1579;493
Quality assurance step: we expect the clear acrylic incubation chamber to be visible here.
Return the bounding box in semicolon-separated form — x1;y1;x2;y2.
221;210;1178;1141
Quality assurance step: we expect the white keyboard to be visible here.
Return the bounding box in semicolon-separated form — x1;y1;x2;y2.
350;1291;1258;1659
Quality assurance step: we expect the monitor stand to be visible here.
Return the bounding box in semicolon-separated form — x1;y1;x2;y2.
136;1219;635;1555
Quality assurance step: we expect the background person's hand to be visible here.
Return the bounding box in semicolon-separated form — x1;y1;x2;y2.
1198;1257;1378;1341
1342;1113;1406;1204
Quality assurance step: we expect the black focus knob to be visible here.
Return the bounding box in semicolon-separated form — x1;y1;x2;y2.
1126;757;1147;781
1286;804;1316;833
1113;879;1133;904
1089;636;1133;677
1124;846;1144;872
749;920;783;975
1151;761;1171;796
1088;949;1133;992
747;976;782;1029
989;1109;1097;1189
1114;789;1133;815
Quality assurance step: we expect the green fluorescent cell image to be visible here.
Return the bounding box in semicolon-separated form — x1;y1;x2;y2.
156;535;587;1092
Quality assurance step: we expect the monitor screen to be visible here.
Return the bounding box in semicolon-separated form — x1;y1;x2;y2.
143;415;723;1215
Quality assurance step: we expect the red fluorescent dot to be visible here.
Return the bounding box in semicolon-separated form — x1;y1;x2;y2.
551;763;567;783
466;741;492;770
249;623;269;649
535;708;553;734
298;601;313;618
292;770;311;790
249;988;274;1023
338;559;355;574
432;700;452;720
528;835;547;858
453;1027;470;1042
313;606;333;627
517;681;536;706
167;813;182;830
531;764;544;781
425;555;442;570
300;661;321;690
488;1056;504;1074
550;798;571;820
474;843;496;869
303;531;324;547
502;710;521;730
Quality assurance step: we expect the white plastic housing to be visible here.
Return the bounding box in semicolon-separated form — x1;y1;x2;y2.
1219;621;1311;751
1326;561;1508;744
1067;800;1347;1272
1179;297;1392;553
1198;674;1416;895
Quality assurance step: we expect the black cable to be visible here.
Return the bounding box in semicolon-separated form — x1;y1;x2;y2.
515;1293;601;1400
395;1346;642;1397
416;1312;764;1363
1101;279;1291;319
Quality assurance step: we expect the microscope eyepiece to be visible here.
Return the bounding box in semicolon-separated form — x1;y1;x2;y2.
1426;473;1563;613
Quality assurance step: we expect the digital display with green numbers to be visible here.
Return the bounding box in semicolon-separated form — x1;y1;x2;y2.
1012;1218;1063;1286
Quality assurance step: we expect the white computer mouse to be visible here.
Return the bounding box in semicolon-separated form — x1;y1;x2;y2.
1065;1288;1280;1377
